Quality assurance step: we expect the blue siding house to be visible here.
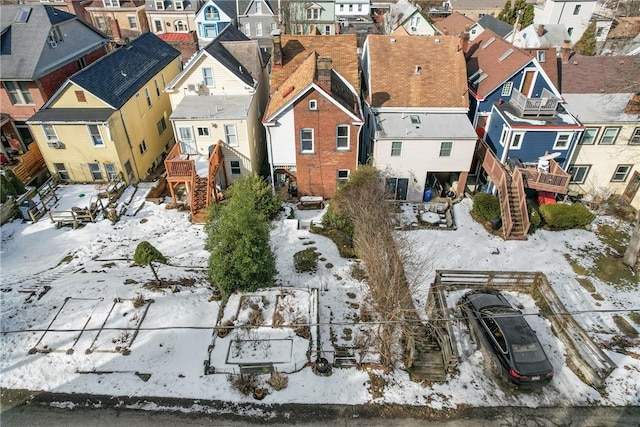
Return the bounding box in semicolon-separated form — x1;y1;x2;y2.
464;30;583;239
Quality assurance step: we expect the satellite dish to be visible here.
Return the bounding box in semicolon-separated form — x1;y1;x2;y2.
538;152;562;161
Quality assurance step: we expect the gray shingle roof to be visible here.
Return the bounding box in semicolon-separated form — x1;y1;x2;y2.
0;4;109;80
477;15;513;39
68;32;180;109
204;25;257;87
28;108;115;123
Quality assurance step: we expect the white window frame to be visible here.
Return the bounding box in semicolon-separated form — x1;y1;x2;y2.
104;0;120;7
3;81;34;105
439;141;453;157
501;82;513;97
139;140;147;155
580;127;599;144
96;16;107;30
308;99;317;110
202;67;214;87
499;127;508;146
599;127;620;145
230;160;241;175
255;1;262;13
197;126;209;137
175;20;187;31
42;124;59;142
307;6;320;20
336;125;349;150
509;132;524;149
153;19;163;32
553;132;572;150
145;87;152;107
337;169;350;183
612;164;632;182
205;6;219;20
573;4;581;15
53;163;69;180
224;124;238;146
391;141;402;156
244;22;251;36
536;50;545;62
569;165;590;184
88;163;103;181
174;0;184;10
324;24;331;35
155;0;164;10
256;22;263;36
301;128;314;153
630;128;640;145
88;124;104;147
104;163;118;181
127;15;137;29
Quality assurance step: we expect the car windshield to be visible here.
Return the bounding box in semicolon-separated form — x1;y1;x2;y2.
511;342;547;363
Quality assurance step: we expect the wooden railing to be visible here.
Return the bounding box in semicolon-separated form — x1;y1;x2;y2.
480;140;514;238
510;88;558;116
9;143;46;184
207;142;225;206
164;143;195;180
512;168;531;235
517;159;570;195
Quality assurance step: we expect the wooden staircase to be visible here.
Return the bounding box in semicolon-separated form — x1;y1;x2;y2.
192;177;208;218
406;320;447;382
504;178;527;240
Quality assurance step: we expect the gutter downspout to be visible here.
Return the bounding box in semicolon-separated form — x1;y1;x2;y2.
265;124;276;195
119;109;141;183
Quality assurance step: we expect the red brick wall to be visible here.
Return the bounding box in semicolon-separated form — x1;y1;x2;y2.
294;89;359;199
1;46;108;121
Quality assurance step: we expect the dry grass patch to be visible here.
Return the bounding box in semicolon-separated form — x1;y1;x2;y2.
267;371;288;391
614;315;639;338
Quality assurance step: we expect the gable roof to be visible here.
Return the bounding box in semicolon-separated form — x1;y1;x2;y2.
516;23;569;49
0;4;108;80
199;0;238;19
65;32;180;109
269;34;359;95
264;50;361;122
433;11;474;36
522;47;559;89
466;29;533;99
477;15;513;39
560;54;640;94
366;35;469;109
203;25;260;87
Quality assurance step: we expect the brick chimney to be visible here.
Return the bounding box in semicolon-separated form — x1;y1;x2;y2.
537;24;545;37
316;56;332;91
561;40;572;64
109;18;122;43
624;92;640;115
271;29;283;68
459;30;470;53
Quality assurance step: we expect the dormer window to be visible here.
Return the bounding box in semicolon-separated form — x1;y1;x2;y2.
104;0;120;7
155;0;164;10
174;0;183;10
306;5;320;20
205;6;220;20
255;1;261;13
536;50;546;62
409;115;420;124
47;26;63;47
174;20;187;31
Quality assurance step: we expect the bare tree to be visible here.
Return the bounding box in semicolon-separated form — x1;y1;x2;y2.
623;213;640;269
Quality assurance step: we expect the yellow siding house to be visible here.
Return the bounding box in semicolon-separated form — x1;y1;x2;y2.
28;33;181;184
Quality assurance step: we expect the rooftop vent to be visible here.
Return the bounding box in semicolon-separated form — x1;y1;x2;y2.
481;37;495;50
498;48;514;62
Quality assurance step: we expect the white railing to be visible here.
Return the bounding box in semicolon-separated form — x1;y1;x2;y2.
510;88;558;116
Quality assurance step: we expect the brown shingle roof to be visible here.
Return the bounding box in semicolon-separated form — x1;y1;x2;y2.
466;29;533;99
366;35;469;108
433;12;475;36
269;34;359;95
523;48;559;89
560;54;640;94
264;52;317;120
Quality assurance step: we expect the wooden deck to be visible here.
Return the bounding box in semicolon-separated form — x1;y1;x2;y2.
3;143;47;185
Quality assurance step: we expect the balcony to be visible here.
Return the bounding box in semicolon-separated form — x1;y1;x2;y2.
509;88;559;117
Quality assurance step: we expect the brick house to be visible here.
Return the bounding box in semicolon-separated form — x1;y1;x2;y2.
262;31;363;200
0;4;110;184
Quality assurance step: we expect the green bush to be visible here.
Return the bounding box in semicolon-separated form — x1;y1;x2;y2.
134;241;167;266
473;192;501;220
4;170;25;195
293;247;319;273
0;174;16;204
226;174;281;219
325;229;356;258
322;208;354;240
539;203;595;230
529;206;542;231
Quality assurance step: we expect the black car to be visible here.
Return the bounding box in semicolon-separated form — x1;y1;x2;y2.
459;289;554;388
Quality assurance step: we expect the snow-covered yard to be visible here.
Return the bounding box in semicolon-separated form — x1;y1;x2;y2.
1;184;639;408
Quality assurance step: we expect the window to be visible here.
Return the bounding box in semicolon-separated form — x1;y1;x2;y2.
256;22;263;36
145;87;152;107
105;163;118;181
203;67;214;86
127;16;137;29
510;132;524;149
391;141;402;156
104;0;120;6
89;163;103;181
96;16;106;30
308;99;317;110
410;115;420;124
573;4;581;14
197;127;209;136
439;141;453;157
339;4;344;11
536;50;545;62
580;127;599;144
568;27;574;36
4;81;33;105
175;20;187;31
155;0;164;10
154;80;160;97
553;133;571;149
230;160;241;175
88;125;104;147
271;22;278;31
125;160;134;181
42;124;59;143
53;163;69;180
205;6;219;20
336;125;349;150
301;129;314;153
76;57;87;70
612;165;632;182
358;4;363;12
157;117;167;135
153;19;163;32
139;140;147;155
337;169;350;184
224;124;238;146
307;6;320;20
324;25;331;35
599;127;620;144
631;128;640;145
349;5;353;12
569;165;590;184
244;22;251;36
501;82;513;96
174;0;183;10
